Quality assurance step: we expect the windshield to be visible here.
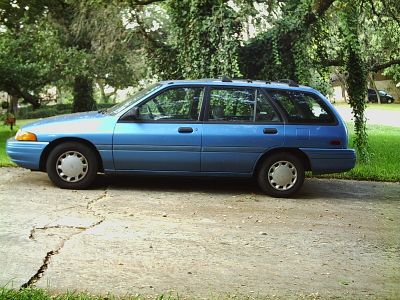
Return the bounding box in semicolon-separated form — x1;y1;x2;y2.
106;83;162;115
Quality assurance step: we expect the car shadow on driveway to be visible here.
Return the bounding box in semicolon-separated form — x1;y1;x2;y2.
92;174;399;202
93;174;259;195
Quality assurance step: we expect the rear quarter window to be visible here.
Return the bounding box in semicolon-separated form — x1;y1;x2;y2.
266;89;336;124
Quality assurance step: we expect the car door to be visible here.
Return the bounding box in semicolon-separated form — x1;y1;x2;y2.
113;86;204;172
266;89;340;149
201;86;284;174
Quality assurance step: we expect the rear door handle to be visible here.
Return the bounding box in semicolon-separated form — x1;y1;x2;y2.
178;127;193;133
263;128;278;134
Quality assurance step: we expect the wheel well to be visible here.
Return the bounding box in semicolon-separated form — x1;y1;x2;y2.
39;138;104;172
253;148;311;176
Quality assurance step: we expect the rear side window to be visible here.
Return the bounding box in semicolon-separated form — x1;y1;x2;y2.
209;88;255;122
267;90;335;124
208;87;280;123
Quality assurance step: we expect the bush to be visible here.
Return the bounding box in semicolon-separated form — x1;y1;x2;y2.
17;103;114;119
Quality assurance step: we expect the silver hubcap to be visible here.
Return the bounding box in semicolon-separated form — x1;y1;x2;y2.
268;160;297;191
56;151;88;183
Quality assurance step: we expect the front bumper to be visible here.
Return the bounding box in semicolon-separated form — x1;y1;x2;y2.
6;138;49;170
300;148;356;175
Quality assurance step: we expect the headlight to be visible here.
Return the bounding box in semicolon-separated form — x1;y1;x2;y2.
15;130;37;141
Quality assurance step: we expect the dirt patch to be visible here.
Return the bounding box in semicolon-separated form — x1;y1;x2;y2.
0;168;399;298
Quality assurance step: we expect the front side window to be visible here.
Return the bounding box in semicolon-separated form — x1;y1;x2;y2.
267;90;335;124
107;83;161;115
208;88;280;123
137;87;204;121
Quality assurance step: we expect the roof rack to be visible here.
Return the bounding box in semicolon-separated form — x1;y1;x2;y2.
277;79;299;87
220;76;233;83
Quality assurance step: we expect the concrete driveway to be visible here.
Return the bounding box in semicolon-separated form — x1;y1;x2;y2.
0;168;399;298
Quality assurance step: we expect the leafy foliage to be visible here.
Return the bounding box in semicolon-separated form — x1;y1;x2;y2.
0;0;147;112
344;2;369;162
142;0;243;79
0;20;64;107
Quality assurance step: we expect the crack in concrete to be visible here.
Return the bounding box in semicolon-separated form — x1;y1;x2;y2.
87;190;108;212
29;225;86;240
21;190;108;289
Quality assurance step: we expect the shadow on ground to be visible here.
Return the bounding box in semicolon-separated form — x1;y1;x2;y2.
89;173;399;202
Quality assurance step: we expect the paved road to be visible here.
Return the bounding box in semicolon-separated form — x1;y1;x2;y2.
0;168;399;298
335;106;400;127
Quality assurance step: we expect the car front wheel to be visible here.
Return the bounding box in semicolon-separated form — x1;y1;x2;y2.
46;142;98;189
257;153;305;197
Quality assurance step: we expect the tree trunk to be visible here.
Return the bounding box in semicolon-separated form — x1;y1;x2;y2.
10;95;18;114
7;86;41;109
335;70;348;103
341;84;347;103
96;79;108;103
72;76;96;112
368;73;381;104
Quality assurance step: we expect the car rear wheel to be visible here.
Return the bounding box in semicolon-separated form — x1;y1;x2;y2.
257;153;305;197
46;142;98;189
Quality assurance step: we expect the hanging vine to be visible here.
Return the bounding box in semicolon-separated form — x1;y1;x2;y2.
144;0;243;80
344;2;369;162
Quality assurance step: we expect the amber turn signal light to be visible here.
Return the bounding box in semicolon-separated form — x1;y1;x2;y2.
15;130;37;141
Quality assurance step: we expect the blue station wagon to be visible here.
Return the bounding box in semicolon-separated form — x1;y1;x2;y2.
7;79;356;197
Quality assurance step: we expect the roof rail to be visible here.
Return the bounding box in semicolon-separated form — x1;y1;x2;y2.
277;79;299;87
220;76;232;83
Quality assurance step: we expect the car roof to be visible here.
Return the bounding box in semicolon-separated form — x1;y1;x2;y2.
159;78;315;92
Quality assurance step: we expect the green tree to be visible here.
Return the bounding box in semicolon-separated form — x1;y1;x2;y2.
135;0;243;79
0;0;147;112
0;20;65;109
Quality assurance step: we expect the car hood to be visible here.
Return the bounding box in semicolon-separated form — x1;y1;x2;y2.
21;111;117;140
23;111;104;128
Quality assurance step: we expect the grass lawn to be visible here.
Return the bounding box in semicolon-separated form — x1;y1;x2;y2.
0;119;399;182
0;287;146;300
0;287;328;300
0;119;38;166
334;102;400;111
324;123;400;182
0;125;17;166
365;103;400;110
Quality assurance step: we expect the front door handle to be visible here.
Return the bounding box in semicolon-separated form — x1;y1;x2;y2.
263;128;278;134
178;127;193;133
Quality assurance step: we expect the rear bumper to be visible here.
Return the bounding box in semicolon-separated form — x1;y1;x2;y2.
6;138;48;170
300;148;356;175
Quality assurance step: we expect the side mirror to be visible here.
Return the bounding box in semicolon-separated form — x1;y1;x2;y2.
121;107;139;121
132;106;139;118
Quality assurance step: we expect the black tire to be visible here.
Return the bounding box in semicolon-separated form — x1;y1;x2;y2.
257;152;305;197
46;142;98;189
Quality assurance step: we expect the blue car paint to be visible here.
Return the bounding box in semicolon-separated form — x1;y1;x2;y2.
10;111;118;171
6;80;356;178
6;139;48;170
201;123;285;174
113;122;202;172
300;148;356;174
